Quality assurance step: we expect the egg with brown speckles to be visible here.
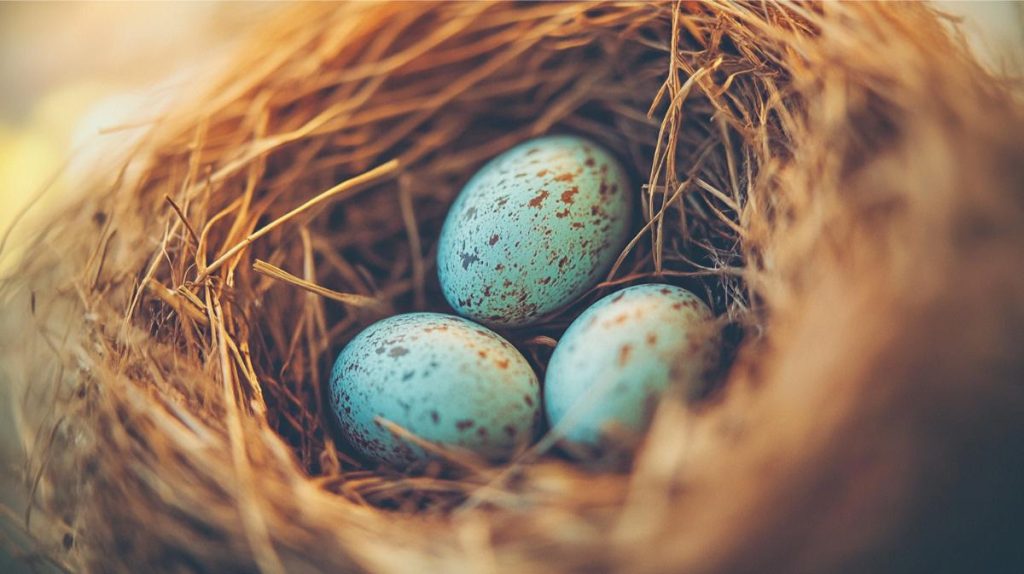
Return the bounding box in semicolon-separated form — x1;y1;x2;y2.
328;312;541;467
544;284;719;461
438;135;632;328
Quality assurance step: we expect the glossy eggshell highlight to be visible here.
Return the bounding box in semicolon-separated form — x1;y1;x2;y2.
544;284;718;459
329;313;541;466
437;135;632;328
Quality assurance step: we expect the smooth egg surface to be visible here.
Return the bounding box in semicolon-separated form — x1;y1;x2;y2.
544;284;718;459
437;134;632;328
329;313;541;466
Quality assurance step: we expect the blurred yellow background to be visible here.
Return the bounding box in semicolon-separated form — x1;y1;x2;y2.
0;2;278;269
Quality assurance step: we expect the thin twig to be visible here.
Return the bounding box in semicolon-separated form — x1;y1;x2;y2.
196;159;400;282
164;195;200;245
252;259;390;313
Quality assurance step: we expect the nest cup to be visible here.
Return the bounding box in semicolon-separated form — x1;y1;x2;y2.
4;2;1024;573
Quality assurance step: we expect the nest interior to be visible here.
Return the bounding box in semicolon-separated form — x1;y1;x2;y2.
3;2;1024;573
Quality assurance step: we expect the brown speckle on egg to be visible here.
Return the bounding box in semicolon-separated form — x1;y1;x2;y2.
330;313;541;466
437;135;632;327
618;344;633;366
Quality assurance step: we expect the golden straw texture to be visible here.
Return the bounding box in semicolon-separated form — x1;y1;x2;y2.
2;2;1023;572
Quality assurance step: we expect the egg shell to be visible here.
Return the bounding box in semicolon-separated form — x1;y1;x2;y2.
437;134;633;328
329;312;541;466
544;284;718;459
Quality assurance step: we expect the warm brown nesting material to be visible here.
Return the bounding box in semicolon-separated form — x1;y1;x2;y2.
3;2;1023;573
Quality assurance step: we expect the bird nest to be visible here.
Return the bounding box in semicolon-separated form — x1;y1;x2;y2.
4;2;1024;572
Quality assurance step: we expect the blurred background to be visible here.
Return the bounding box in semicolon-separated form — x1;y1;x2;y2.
0;2;277;269
0;1;1020;571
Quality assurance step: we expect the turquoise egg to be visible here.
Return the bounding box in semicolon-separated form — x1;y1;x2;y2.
328;313;540;466
544;284;719;460
437;135;632;328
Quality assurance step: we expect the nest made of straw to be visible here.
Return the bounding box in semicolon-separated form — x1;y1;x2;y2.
3;1;1023;573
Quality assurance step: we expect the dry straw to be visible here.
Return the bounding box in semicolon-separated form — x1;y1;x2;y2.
3;2;1023;572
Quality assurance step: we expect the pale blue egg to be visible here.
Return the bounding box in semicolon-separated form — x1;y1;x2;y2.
329;313;540;466
544;284;719;460
437;135;632;328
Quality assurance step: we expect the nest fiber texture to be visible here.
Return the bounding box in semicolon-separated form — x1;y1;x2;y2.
4;2;1024;572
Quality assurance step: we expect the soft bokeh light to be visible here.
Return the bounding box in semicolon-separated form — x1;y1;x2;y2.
0;2;278;270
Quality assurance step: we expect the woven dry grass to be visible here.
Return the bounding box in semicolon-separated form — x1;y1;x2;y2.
3;1;1023;572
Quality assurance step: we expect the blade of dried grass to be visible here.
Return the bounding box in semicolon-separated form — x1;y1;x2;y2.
210;294;286;574
252;259;390;314
197;158;400;282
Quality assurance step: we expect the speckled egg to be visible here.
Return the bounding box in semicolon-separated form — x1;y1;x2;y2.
328;312;541;466
438;135;632;328
544;284;719;460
